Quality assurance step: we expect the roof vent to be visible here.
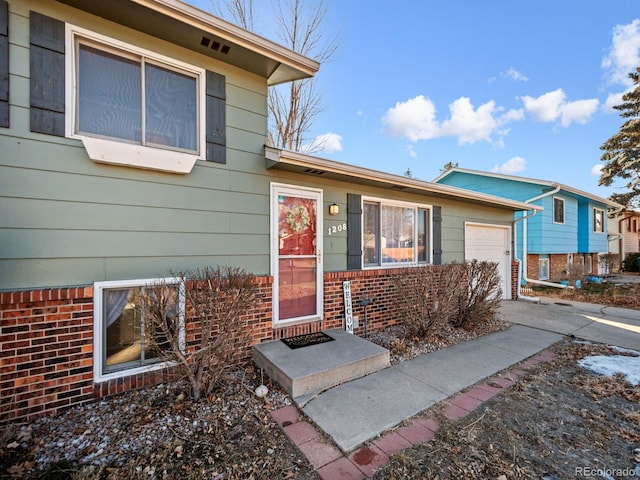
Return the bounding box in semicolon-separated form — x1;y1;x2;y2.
200;36;231;55
303;168;325;175
391;185;407;190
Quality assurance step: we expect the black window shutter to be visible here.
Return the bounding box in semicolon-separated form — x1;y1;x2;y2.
0;0;9;128
346;193;362;270
205;70;226;164
432;205;442;265
30;11;65;136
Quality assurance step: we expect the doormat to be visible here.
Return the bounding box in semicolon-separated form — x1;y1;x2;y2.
281;331;335;349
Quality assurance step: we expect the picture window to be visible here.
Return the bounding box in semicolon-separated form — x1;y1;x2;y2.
363;198;431;267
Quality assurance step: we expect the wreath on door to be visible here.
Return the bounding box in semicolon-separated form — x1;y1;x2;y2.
286;205;311;233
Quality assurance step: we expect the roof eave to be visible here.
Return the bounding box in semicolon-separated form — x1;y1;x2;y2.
266;147;542;212
435;167;624;210
140;0;320;83
57;0;319;84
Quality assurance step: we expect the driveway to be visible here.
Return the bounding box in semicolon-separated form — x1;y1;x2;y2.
499;297;640;351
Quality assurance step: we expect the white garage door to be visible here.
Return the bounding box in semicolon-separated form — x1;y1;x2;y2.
465;223;511;300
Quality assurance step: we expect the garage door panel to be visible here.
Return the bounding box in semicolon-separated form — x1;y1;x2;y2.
465;224;511;300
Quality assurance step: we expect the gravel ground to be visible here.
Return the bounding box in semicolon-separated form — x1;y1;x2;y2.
0;316;508;480
1;368;318;480
3;312;638;480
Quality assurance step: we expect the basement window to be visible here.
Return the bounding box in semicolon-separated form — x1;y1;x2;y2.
539;256;550;280
93;278;185;382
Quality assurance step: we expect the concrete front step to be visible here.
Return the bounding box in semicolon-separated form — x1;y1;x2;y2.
253;329;390;401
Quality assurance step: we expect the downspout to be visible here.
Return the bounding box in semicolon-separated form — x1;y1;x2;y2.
516;185;577;300
513;210;539;302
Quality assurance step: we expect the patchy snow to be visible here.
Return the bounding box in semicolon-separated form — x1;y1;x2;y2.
578;352;640;386
610;345;640;355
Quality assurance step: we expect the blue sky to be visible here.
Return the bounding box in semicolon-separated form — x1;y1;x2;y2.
189;1;640;200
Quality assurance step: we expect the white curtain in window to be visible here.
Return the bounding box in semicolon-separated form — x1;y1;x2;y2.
105;289;131;327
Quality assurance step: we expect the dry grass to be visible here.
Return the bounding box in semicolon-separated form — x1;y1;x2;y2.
374;341;640;479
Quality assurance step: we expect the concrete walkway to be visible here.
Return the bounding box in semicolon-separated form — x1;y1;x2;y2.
269;299;640;479
300;324;561;453
503;297;640;351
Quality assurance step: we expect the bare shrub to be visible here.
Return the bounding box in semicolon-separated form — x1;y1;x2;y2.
599;253;618;277
566;260;587;287
451;260;502;329
390;338;410;357
143;266;257;402
391;264;466;338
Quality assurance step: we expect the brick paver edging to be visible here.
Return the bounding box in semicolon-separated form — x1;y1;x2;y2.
269;348;556;480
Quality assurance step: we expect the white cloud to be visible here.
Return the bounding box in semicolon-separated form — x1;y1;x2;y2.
604;91;625;112
492;156;527;174
498;108;525;124
301;132;343;154
440;98;498;144
503;67;529;82
520;89;599;126
520;89;566;122
602;18;640;87
381;95;439;141
591;164;603;176
559;99;599;127
382;95;522;145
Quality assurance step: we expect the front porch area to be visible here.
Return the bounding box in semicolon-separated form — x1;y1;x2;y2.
253;329;390;404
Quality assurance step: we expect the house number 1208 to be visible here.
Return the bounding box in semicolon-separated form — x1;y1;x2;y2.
327;223;347;235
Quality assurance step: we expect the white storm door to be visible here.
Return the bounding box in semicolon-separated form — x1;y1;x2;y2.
271;184;323;325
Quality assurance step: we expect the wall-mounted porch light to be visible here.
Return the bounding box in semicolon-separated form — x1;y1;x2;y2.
329;203;340;216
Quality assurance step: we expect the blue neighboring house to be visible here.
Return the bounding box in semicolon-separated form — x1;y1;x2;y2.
434;168;623;286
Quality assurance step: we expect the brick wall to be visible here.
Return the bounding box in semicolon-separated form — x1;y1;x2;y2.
549;254;569;281
526;253;601;283
511;261;519;299
0;277;274;425
1;265;519;424
1;288;95;423
322;268;407;337
527;254;569;281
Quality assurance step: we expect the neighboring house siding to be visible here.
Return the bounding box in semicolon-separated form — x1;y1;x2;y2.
578;201;608;253
438;173;540;202
532;195;578;254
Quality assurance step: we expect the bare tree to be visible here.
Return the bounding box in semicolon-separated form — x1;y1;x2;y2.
212;0;255;31
216;0;337;153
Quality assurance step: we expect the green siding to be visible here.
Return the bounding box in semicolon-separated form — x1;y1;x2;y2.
1;0;516;290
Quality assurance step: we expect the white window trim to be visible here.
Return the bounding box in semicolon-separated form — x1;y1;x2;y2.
93;277;185;383
361;196;433;268
539;257;550;280
593;207;605;233
65;24;206;174
553;197;565;224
